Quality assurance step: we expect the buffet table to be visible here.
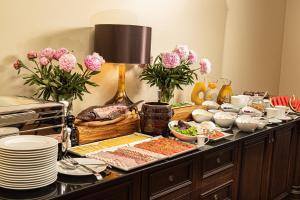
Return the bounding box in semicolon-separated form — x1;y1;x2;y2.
0;119;300;200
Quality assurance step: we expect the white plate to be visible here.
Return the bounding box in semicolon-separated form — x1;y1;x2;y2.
206;132;232;141
0;135;58;151
0;176;57;190
0;157;57;165
0;164;56;174
57;158;106;176
0;145;57;154
1;170;57;181
0;153;57;161
268;118;282;124
0;174;57;184
0;153;57;162
277;116;292;121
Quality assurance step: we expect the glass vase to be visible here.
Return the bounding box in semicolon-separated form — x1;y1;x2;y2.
158;87;175;104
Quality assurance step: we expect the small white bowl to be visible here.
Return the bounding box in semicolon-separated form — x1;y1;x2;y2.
253;117;268;129
208;109;222;114
192;109;213;123
221;103;240;113
168;121;197;142
236;115;258;132
202;101;220;110
213;112;237;128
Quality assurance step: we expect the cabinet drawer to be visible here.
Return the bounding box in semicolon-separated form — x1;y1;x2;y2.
203;146;234;176
149;161;193;196
201;182;232;200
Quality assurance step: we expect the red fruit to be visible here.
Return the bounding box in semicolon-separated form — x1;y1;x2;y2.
289;95;300;113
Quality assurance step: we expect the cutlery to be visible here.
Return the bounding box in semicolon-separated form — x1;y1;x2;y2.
64;156;103;180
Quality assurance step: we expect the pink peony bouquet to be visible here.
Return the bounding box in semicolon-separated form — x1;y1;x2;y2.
13;47;105;102
140;45;205;103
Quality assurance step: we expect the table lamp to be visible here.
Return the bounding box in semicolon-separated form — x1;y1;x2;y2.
94;24;152;105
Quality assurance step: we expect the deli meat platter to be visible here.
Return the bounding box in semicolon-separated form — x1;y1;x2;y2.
87;136;198;171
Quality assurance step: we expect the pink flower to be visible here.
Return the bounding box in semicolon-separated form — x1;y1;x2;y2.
199;58;212;75
13;60;22;70
173;45;189;60
53;48;69;60
187;50;197;64
59;53;77;72
161;52;180;69
39;48;55;60
84;52;105;71
27;51;38;60
39;57;49;66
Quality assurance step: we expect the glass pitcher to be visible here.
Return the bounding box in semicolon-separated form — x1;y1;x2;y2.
217;78;233;105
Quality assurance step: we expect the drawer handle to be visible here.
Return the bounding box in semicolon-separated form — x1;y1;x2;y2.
216;157;221;164
168;175;174;182
213;194;219;200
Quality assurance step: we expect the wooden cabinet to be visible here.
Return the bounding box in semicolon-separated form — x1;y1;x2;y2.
141;158;196;200
290;124;300;199
238;133;271;200
47;121;300;200
199;144;237;200
269;126;293;200
238;125;295;200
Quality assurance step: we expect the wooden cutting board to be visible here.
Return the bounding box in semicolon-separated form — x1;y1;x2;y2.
172;105;205;121
77;112;140;144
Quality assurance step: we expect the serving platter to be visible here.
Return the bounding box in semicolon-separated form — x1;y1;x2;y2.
88;146;167;171
69;133;153;156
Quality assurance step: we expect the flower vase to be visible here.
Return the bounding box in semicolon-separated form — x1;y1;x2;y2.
53;95;73;114
158;87;175;104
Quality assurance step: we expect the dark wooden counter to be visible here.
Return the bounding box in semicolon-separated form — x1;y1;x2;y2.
0;119;300;200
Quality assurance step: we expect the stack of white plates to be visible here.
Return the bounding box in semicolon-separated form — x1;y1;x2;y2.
0;135;58;190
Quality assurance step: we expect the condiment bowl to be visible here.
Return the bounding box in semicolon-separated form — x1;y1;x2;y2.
213;112;237;128
192;109;213;123
235;115;258;132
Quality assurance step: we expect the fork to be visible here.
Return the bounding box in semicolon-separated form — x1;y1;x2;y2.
64;156;103;180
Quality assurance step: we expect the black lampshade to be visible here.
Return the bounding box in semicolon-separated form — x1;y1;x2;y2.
94;24;152;64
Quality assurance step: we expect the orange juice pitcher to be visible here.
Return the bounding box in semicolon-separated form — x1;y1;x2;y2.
205;79;219;101
191;81;207;105
217;78;233;105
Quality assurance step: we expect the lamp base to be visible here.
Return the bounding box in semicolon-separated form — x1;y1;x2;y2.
105;91;133;106
105;64;133;106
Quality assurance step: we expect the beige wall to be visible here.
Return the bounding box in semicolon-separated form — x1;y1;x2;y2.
279;0;300;97
222;0;286;95
0;0;287;113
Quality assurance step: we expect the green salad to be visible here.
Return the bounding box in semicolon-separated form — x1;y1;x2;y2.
171;102;193;108
173;126;198;136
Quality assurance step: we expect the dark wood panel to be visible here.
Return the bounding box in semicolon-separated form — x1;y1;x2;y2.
269;127;293;199
76;181;133;200
200;181;233;200
201;168;234;193
289;124;300;199
149;161;193;195
202;146;235;177
238;134;270;200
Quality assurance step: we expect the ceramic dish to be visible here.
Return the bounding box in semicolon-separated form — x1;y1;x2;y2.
57;158;107;176
192;109;213;123
240;106;263;117
202;101;220;110
168;121;198;142
221;103;240;113
253;117;268;129
213;112;237;128
236;115;258;132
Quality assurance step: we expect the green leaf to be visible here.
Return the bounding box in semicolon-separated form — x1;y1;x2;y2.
89;71;100;76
